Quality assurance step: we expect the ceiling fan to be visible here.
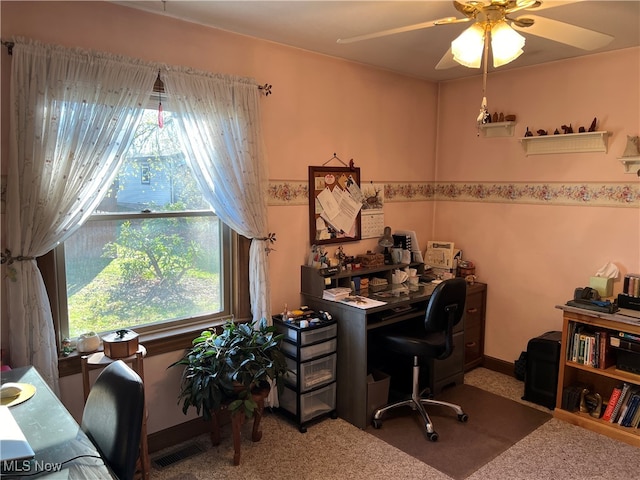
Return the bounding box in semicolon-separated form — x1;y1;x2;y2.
337;0;614;70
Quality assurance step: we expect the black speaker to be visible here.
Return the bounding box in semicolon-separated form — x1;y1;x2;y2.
522;331;562;409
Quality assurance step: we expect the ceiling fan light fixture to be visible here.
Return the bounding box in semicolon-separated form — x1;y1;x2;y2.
491;21;526;67
451;23;485;68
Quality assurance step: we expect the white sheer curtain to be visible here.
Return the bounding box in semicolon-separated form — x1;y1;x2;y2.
5;39;157;392
164;68;271;323
163;68;275;405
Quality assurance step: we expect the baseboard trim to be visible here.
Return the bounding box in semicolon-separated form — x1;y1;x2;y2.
481;356;516;377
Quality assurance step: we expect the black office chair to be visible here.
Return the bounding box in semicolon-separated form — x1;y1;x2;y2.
372;277;469;441
81;360;145;480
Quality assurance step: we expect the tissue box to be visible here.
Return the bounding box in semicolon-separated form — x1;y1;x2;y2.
589;277;613;298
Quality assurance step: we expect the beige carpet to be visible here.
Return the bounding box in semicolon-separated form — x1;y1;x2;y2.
367;384;551;480
150;368;640;480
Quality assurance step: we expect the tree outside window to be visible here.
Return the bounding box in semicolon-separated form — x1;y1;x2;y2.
60;109;229;339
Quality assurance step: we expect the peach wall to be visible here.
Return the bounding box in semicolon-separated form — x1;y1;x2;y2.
435;48;640;363
0;1;437;432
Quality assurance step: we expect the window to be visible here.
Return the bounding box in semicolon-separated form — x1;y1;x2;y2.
55;109;232;340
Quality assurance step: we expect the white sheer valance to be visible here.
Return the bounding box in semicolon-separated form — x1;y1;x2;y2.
5;38;271;395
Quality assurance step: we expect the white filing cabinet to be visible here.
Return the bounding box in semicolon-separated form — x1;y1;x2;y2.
274;314;338;432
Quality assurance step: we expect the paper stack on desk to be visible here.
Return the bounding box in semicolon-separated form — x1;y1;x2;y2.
323;287;352;301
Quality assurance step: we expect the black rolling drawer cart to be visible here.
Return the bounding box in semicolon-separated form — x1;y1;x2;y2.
273;314;338;432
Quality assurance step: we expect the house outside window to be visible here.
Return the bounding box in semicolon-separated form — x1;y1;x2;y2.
56;108;232;340
140;163;150;184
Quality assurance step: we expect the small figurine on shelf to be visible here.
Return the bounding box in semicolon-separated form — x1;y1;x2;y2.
561;124;573;134
524;127;533;137
62;338;73;357
578;126;586;133
309;244;328;268
622;135;640;157
537;129;548;136
554;128;560;135
335;245;346;267
588;117;597;132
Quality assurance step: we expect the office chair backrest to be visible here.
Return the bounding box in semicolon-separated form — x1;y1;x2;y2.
424;277;467;360
81;360;144;480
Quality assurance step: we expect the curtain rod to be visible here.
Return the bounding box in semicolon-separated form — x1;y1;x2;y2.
1;41;272;95
1;41;13;55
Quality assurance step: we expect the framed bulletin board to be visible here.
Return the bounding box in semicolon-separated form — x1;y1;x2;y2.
309;166;362;245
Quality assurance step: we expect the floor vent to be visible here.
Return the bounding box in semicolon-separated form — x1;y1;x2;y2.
152;442;205;469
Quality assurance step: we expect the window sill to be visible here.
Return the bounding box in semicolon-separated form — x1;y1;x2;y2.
58;316;247;377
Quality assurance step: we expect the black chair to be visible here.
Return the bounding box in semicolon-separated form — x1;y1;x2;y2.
81;359;145;480
372;277;469;441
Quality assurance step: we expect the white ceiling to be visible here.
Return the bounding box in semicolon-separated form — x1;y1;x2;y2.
114;1;640;82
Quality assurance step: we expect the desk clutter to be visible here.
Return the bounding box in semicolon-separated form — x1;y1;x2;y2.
307;237;479;287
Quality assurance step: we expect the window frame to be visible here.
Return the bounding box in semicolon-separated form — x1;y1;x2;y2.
42;228;251;377
55;208;232;333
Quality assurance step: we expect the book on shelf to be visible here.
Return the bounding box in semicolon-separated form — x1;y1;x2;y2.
617;331;640;343
610;337;640;354
619;391;640;427
566;324;616;369
569;324;582;362
598;331;616;369
616;387;637;425
602;384;623;422
577;333;587;364
631;396;640;428
609;382;632;423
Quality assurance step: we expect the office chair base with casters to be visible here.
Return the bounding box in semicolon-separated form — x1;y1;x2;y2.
371;355;468;441
371;277;469;442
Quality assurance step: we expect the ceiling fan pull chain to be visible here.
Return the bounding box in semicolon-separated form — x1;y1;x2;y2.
477;24;491;128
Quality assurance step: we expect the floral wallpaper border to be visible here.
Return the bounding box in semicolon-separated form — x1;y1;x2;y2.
267;180;640;208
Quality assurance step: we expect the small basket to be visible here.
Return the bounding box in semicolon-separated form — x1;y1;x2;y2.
356;252;384;268
102;329;139;359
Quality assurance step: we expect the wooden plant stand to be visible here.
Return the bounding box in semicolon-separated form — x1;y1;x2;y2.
210;386;270;465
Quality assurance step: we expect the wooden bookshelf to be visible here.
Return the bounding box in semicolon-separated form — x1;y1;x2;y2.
555;306;640;447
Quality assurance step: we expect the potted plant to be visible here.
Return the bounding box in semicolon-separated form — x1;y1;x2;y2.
171;317;288;420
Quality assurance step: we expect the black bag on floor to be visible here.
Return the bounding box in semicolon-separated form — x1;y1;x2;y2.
514;351;527;381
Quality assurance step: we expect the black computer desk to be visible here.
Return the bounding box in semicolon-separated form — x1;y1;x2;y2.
301;268;466;430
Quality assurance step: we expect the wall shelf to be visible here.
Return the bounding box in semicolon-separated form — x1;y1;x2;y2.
618;156;640;174
519;131;610;156
478;121;516;138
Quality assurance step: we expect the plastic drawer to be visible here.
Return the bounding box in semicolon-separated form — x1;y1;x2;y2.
280;337;337;361
276;322;337;346
285;353;337;391
280;382;336;423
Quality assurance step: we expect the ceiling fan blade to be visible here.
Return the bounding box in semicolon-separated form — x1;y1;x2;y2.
435;48;461;70
337;16;469;44
513;14;614;50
